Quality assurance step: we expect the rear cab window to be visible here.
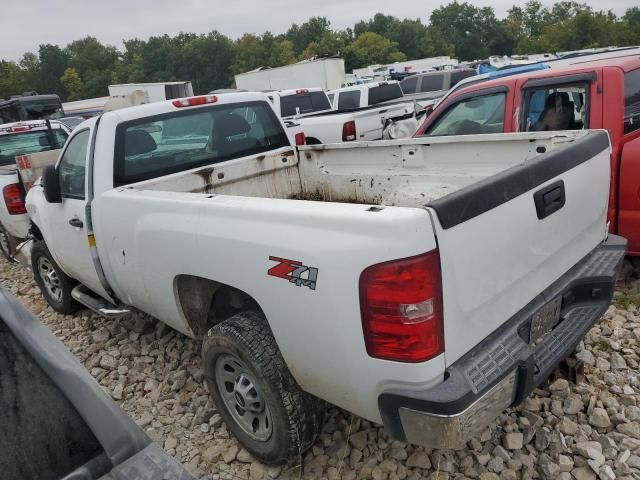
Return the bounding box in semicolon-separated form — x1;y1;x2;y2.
337;90;361;110
424;91;506;136
368;83;403;105
624;68;640;135
0;127;67;166
522;84;589;132
114;101;290;186
280;91;331;117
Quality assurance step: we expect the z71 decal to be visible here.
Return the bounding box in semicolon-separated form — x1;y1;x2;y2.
268;256;318;291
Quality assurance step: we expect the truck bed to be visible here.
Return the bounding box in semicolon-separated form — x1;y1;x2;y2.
130;131;592;208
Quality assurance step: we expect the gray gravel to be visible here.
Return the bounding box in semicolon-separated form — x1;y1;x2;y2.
2;256;639;480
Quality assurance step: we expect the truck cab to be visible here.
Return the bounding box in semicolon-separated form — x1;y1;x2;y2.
330;81;405;111
416;55;640;255
266;88;334;119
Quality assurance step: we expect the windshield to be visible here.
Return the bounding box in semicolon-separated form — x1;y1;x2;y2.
115;100;290;186
280;92;331;117
21;100;64;120
0;129;67;166
368;83;403;105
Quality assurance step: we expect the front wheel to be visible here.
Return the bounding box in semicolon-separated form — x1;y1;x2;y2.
202;311;323;465
31;241;80;314
0;225;16;261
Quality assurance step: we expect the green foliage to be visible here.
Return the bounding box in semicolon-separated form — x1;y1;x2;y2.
60;67;82;101
0;2;637;101
345;32;407;70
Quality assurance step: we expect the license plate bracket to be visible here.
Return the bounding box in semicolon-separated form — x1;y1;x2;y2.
529;296;562;344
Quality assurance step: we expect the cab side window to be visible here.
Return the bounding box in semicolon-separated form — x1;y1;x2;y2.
59;129;90;199
523;84;588;132
425;93;506;136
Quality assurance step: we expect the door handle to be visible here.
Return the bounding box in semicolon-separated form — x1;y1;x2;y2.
534;180;566;219
68;217;83;228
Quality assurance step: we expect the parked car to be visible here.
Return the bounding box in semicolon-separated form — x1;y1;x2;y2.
0;285;195;480
415;54;640;256
0;119;71;260
399;68;477;105
25;91;625;464
270;87;415;143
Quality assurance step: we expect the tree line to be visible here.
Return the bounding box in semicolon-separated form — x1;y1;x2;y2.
1;1;639;102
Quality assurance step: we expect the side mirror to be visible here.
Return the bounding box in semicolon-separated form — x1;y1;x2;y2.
42;165;62;203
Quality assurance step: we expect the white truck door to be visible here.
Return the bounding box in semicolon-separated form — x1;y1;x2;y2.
44;128;107;297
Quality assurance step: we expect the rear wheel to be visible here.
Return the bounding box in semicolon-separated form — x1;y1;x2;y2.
31;241;80;314
202;311;323;465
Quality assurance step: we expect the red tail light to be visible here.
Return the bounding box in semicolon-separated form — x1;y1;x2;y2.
342;120;356;141
3;183;26;215
359;250;443;363
172;95;218;108
294;132;306;146
296;89;309;94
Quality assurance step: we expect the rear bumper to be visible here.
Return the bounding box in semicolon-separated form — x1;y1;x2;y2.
379;234;626;449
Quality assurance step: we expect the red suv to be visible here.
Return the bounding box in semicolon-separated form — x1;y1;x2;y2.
416;55;640;255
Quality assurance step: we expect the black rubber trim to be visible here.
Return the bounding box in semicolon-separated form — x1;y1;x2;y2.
428;130;609;230
378;234;626;442
522;71;597;89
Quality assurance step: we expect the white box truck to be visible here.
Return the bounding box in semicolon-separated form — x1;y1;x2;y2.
235;58;345;91
108;82;194;103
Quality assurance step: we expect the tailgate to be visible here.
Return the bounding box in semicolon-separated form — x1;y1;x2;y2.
428;130;611;364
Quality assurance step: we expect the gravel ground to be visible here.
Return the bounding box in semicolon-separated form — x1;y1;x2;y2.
1;256;640;480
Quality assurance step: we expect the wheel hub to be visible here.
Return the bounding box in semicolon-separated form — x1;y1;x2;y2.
215;354;272;441
0;230;10;257
37;257;62;302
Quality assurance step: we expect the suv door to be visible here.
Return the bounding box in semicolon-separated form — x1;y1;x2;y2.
40;128;107;297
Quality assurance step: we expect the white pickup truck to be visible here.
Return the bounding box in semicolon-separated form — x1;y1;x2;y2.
270;87;415;144
25;92;625;465
0;120;70;260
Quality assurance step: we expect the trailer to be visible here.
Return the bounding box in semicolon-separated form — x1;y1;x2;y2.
108;82;194;103
235;58;345;91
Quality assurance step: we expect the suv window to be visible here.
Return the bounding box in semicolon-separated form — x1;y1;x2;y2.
59;129;89;199
115;101;289;186
337;90;361;110
368;83;403;105
425;92;506;136
400;76;419;94
449;70;476;88
624;68;640;134
523;85;588;132
280;92;331;117
419;74;444;93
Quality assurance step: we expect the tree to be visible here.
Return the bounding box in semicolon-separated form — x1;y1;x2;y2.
0;61;29;99
430;2;515;60
344;32;406;70
60;67;83;101
36;45;70;95
286;17;332;54
66;37;120;97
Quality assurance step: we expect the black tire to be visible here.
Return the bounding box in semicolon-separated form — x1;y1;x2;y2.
202;311;323;465
31;241;80;314
0;224;16;261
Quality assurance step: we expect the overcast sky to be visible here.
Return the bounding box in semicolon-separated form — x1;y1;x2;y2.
1;0;637;61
